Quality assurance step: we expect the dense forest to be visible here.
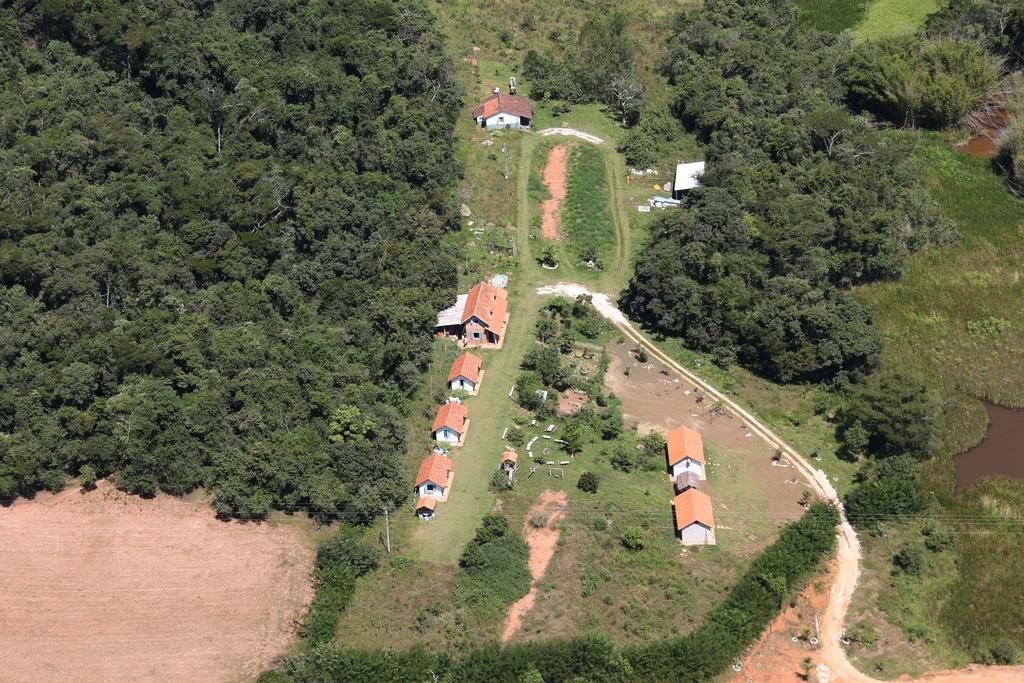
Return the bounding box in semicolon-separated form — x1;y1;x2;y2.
622;0;965;384
0;0;461;522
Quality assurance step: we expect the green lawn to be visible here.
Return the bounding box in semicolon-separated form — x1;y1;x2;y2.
851;0;944;41
796;0;869;33
561;144;617;269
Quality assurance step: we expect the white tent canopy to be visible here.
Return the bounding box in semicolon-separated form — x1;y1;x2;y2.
673;161;706;195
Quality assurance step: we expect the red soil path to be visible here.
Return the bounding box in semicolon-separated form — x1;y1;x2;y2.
502;489;569;642
0;481;314;683
540;145;569;240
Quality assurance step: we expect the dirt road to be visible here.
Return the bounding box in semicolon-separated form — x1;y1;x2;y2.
540;145;568;240
0;482;314;683
502;489;569;642
536;282;1024;683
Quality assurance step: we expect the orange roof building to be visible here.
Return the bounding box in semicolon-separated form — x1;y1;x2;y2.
666;425;705;479
673;488;715;545
432;402;469;444
448;351;483;392
435;281;511;348
472;91;533;130
416;452;452;489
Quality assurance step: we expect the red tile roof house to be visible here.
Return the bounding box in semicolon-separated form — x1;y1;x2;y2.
415;451;453;504
472;90;533;130
432;402;470;446
435;281;510;349
673;488;716;546
665;425;706;480
448;351;484;394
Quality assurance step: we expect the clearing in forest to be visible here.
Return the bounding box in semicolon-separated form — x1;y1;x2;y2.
502;489;570;642
0;482;314;683
540;144;568;240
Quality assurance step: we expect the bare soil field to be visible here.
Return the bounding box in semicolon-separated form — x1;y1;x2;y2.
0;481;314;683
604;339;804;528
502;489;569;642
540;144;568;240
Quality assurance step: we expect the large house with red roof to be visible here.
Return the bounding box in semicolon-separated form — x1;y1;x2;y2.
432;401;469;445
435;281;510;348
448;351;484;393
472;90;533;130
673;487;716;545
665;425;706;480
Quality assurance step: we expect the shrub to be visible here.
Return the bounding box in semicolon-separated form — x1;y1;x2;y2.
609;444;635;473
577;471;600;493
991;640;1017;665
489;470;512;494
893;542;926;576
844;476;923;530
620;527;646;551
506;428;526;447
79;465;97;491
530;512;549;529
922;524;954;552
593;518;609;531
454;514;532;618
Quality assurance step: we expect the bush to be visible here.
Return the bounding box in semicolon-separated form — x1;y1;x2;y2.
454;514;532;618
79;465;97;491
609;444;635;473
593;518;609;531
577;472;600;493
991;639;1017;665
506;428;526;448
893;542;926;576
530;512;549;529
489;469;512;494
922;524;955;553
844;476;923;530
300;531;380;645
620;527;646;551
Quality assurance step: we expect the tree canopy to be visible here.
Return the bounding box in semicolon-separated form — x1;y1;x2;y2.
0;0;461;523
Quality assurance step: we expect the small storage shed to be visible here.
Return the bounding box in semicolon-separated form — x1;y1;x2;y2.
673;471;702;493
673;488;716;545
415;452;453;501
416;496;437;520
432;402;469;444
666;425;706;480
500;450;518;473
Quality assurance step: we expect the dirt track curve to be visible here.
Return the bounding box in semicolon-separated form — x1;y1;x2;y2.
536;282;1024;683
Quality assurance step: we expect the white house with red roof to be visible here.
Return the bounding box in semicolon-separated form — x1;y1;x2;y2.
673;487;716;545
472;90;533;130
448;351;484;393
432;402;469;445
665;425;706;480
415;451;453;502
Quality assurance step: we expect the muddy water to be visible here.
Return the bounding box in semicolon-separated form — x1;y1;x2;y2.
955;403;1024;489
957;106;1010;158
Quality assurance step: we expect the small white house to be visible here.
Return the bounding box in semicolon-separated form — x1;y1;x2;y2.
472;91;533;130
673;488;716;546
666;425;706;480
432;402;469;444
672;161;705;200
448;351;483;394
415;452;453;502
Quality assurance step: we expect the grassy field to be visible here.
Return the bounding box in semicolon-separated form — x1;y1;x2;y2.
851;0;944;41
795;0;869;33
562;144;617;269
840;134;1024;672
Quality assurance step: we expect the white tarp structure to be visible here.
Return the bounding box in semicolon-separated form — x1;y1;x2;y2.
673;161;706;199
436;294;468;328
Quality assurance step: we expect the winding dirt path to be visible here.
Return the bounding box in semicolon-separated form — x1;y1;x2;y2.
535;282;1024;683
501;489;569;642
540;145;568;240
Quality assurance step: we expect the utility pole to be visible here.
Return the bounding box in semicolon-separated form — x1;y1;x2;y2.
383;505;392;555
502;143;509;181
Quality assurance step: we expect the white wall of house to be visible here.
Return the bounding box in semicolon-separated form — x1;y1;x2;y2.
669;458;705;480
435;427;461;443
678;522;712;544
417;480;447;500
483;112;525;130
450;376;477;392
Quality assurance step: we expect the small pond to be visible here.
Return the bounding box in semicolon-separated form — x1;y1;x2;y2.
955;402;1024;489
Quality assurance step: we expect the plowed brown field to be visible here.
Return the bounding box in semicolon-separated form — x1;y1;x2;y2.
0;481;314;683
